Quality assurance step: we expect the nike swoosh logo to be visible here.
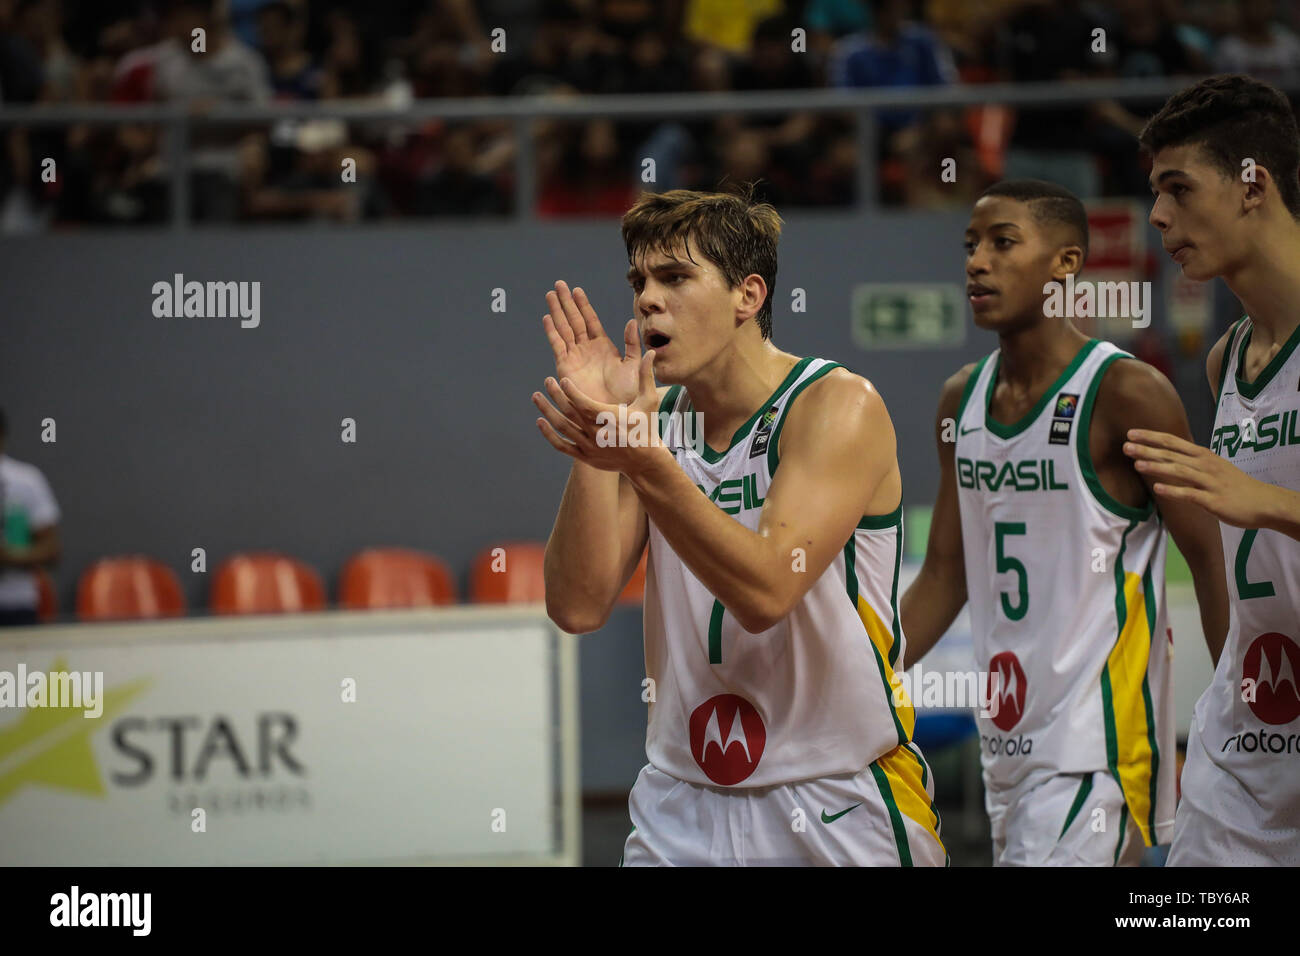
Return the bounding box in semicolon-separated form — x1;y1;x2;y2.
820;803;862;824
1221;391;1236;397
960;425;981;435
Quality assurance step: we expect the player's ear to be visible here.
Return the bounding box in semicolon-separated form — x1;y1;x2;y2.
1242;163;1271;214
1050;246;1084;283
736;273;767;322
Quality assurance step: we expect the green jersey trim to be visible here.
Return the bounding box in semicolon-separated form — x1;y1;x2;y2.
1140;562;1161;842
1101;520;1136;818
690;356;814;463
1113;804;1130;865
767;360;844;474
1215;319;1244;408
843;535;908;747
1076;353;1155;522
984;339;1101;439
1234;315;1300;400
868;761;914;867
858;504;903;530
1058;773;1094;840
955;356;989;424
887;516;904;668
658;385;683;421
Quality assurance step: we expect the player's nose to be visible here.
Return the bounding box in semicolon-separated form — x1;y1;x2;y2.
1148;199;1169;231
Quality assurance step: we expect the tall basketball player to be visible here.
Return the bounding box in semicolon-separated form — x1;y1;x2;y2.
1125;74;1300;865
534;188;945;866
900;180;1229;866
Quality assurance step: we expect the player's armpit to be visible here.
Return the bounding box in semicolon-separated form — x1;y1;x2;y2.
900;365;972;669
1098;360;1229;664
751;370;899;629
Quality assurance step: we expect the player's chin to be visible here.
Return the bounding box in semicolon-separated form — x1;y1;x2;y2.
970;307;1011;332
650;352;679;383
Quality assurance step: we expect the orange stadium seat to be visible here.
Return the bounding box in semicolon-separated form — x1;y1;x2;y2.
470;541;546;603
339;548;457;609
211;553;326;615
77;556;186;621
35;568;57;622
616;547;647;605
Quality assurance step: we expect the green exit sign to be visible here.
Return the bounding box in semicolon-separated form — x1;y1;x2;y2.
851;283;965;349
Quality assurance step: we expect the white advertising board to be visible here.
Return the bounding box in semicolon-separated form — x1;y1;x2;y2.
0;607;578;865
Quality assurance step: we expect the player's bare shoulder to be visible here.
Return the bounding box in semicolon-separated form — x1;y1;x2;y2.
777;365;894;460
939;362;979;418
797;365;893;428
1092;355;1184;433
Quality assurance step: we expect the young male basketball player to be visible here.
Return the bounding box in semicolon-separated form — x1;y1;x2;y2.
533;188;945;866
1124;74;1300;865
900;179;1229;866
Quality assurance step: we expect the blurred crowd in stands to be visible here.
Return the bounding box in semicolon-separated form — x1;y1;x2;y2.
0;0;1297;226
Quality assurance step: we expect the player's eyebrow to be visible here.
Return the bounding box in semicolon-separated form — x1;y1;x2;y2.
965;222;1022;237
626;260;693;284
1148;169;1187;191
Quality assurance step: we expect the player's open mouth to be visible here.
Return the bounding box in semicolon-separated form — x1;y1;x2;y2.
967;286;997;308
646;332;672;350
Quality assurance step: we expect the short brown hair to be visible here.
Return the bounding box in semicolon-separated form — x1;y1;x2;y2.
1139;74;1300;219
621;185;783;339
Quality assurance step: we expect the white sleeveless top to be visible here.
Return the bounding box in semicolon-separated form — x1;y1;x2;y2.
954;339;1176;846
1180;317;1300;858
643;357;916;788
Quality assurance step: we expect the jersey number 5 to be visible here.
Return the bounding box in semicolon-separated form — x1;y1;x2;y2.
995;521;1029;621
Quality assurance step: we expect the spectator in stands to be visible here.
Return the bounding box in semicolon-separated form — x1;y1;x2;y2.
685;0;782;55
112;0;272;220
414;123;507;215
258;0;321;100
829;0;959;204
995;0;1109;198
537;117;636;216
320;7;379;98
0;407;61;627
1113;0;1206;77
0;0;45;229
1213;0;1300;82
17;0;81;100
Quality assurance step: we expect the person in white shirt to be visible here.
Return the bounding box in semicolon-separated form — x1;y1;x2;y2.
0;407;61;626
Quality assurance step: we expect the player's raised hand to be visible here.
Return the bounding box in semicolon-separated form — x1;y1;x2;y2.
533;348;666;477
542;280;642;406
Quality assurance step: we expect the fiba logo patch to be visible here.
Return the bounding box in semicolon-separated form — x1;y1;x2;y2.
1048;392;1078;445
986;651;1027;732
689;694;766;785
1243;633;1300;725
748;405;780;459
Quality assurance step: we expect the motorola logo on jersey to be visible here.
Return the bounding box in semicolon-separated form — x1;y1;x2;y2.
986;652;1026;732
689;694;766;785
1242;632;1300;725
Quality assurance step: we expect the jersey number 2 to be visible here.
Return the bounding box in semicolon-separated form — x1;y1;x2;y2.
1235;529;1276;600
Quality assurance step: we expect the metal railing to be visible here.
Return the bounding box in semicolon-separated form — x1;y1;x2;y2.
1;75;1297;229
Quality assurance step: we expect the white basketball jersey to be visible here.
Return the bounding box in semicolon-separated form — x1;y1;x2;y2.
954;339;1176;847
644;357;917;789
1180;317;1300;857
